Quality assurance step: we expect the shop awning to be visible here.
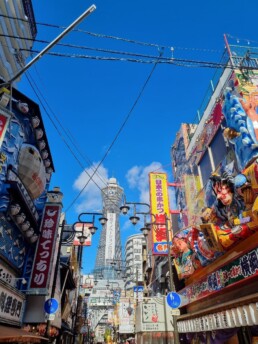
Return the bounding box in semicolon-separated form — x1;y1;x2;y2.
0;325;48;343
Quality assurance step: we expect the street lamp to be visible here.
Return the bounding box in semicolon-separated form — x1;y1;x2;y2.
12;277;27;285
46;211;107;340
120;201;152;239
120;201;179;344
120;201;150;225
146;212;179;344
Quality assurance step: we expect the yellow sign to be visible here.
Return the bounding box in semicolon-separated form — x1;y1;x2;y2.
149;172;172;255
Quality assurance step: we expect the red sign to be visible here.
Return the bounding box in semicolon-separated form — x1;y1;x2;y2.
29;204;61;291
0;113;9;147
73;222;92;246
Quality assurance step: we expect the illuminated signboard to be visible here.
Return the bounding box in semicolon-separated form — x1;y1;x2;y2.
29;204;61;294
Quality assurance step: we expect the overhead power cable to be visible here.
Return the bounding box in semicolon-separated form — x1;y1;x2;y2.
65;51;163;212
18;48;257;71
25;70;110;189
0;13;222;53
24;73;122;213
0;33;222;67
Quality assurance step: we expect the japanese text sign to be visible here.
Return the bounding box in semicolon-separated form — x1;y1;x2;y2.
149;172;172;255
29;204;61;292
0;282;25;325
178;246;258;307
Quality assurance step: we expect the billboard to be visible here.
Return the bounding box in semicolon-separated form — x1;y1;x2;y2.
149;172;172;255
105;213;116;261
135;297;175;333
29;204;61;293
73;222;92;246
119;298;135;334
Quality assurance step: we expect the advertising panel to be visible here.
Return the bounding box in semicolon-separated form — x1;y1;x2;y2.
73;222;92;246
105;213;116;261
178;245;258;307
149;172;172;255
29;204;61;294
119;298;135;334
0;112;10;148
0;281;25;325
135;297;175;333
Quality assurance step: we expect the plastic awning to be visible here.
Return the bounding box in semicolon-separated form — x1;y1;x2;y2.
0;325;48;343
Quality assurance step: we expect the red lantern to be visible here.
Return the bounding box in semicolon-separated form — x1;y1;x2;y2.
49;326;59;337
37;324;46;335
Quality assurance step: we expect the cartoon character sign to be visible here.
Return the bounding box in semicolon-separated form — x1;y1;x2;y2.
222;87;258;171
171;227;219;279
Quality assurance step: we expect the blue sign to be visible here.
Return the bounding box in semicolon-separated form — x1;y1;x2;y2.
166;292;181;309
133;286;144;292
44;298;59;314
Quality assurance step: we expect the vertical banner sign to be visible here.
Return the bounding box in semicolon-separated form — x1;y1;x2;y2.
149;172;172;255
119;298;135;334
73;222;92;246
105;213;116;261
29;204;61;293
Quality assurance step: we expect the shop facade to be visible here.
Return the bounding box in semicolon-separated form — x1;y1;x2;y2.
170;39;258;343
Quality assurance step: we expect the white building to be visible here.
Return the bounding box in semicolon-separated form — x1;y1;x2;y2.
125;233;145;291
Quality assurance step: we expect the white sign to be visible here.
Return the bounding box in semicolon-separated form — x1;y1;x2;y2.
177;302;258;333
135;297;174;333
119;298;135;334
105;213;116;261
0;282;25;325
0;266;16;286
132;239;143;282
47;313;55;321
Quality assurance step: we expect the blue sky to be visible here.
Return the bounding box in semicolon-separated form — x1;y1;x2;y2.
17;0;258;273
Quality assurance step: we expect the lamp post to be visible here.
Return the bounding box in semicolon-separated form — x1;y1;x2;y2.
120;201;179;344
147;213;179;344
45;211;107;341
72;212;107;344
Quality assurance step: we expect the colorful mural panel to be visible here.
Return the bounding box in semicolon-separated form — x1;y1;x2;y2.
171;226;222;279
0;215;26;270
184;174;202;225
178;245;258;307
172;71;258;280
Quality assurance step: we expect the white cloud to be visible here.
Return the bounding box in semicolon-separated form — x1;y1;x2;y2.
73;162;108;214
126;161;165;204
125;161;177;212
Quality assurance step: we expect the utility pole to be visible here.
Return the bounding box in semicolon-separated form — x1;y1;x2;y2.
136;267;139;306
6;4;96;85
165;214;179;344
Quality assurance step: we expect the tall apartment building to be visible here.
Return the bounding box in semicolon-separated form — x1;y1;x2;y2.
124;234;145;291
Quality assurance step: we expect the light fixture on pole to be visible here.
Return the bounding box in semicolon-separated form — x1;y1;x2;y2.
146;212;180;344
120;201;150;225
126;300;134;316
120;200;179;344
11;277;27;287
46;211;107;340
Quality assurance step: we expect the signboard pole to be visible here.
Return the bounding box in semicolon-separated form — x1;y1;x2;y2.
164;215;179;344
45;219;66;337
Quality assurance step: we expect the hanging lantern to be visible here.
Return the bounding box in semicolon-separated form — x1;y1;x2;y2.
37;324;46;335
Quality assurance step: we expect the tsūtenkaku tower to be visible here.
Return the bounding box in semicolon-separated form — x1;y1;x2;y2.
94;178;123;280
